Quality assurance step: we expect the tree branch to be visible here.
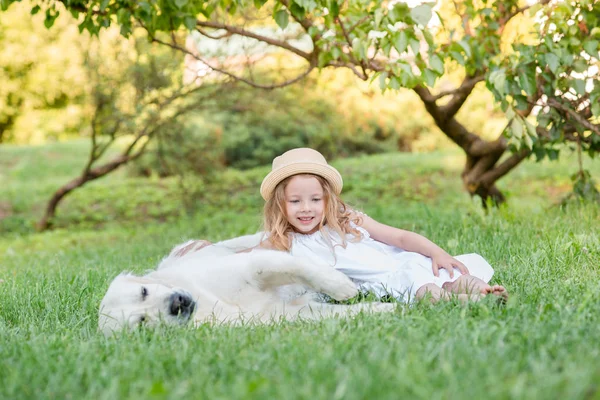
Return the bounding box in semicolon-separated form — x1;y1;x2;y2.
439;74;485;120
196;27;233;40
336;16;368;78
498;0;552;34
279;0;316;36
348;16;370;34
547;98;600;135
195;20;312;60
431;75;485;102
326;61;368;80
150;34;315;90
479;148;531;185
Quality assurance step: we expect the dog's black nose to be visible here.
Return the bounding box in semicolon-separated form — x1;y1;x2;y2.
169;292;195;316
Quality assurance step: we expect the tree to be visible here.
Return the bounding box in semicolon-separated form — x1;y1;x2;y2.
35;29;232;230
3;0;599;205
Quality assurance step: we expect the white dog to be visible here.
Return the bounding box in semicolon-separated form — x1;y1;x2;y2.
98;234;395;336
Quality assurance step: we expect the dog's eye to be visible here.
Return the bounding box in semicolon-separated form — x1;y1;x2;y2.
141;286;148;300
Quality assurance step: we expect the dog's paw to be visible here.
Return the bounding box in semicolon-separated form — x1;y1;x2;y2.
319;274;358;301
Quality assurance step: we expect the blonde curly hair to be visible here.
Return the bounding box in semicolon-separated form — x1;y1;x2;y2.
262;174;362;252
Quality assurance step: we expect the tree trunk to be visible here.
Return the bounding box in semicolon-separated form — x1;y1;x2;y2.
37;176;86;231
37;155;134;231
0;120;14;144
412;81;531;207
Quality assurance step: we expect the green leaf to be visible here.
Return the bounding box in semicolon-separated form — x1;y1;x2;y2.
295;0;317;11
592;102;600;118
572;60;589;74
389;76;401;90
569;37;581;47
514;95;529;111
116;8;130;24
410;4;432;26
545;53;560;74
458;39;471;57
523;130;533;149
573;79;586;95
379;72;388;91
524;119;538;138
583;40;599;58
30;5;41;14
423;69;437;87
274;9;289;30
183;16;197;30
518;69;536;96
422;30;434;47
331;46;341;60
174;0;188;9
370;72;381;85
0;0;9;11
138;1;152;13
44;9;59;28
352;37;366;60
227;2;237;15
289;2;305;19
450;51;465;65
511;118;523;139
394;31;408;54
505;107;515;121
203;2;216;17
489;69;506;95
560;52;574;67
429;54;444;74
374;8;384;26
397;63;414;86
120;23;132;37
329;0;339;18
389;2;410;22
409;39;420;55
317;52;332;68
254;0;268;9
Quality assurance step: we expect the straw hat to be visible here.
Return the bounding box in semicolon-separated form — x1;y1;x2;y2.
260;148;343;200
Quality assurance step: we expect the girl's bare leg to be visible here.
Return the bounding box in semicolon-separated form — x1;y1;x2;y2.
442;275;508;301
415;283;483;304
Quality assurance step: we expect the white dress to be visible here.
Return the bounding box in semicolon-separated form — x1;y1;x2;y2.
289;224;494;303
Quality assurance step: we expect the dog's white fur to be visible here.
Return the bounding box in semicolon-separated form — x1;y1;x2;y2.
99;234;395;336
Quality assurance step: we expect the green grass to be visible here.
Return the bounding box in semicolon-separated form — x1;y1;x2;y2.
0;141;599;399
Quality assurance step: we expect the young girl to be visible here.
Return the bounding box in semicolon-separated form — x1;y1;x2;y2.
177;148;506;303
256;147;507;303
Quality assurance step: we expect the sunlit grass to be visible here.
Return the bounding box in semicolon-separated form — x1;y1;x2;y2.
0;141;599;399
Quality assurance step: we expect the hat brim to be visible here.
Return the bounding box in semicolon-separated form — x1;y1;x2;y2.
260;162;343;200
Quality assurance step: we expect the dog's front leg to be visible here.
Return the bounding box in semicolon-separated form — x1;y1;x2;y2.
246;251;358;301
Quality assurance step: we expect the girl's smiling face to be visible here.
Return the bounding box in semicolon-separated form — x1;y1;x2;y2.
284;175;325;234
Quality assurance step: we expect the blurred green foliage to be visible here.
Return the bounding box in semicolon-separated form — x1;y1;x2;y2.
2;139;599;235
132;66;510;174
0;2;87;143
0;1;506;165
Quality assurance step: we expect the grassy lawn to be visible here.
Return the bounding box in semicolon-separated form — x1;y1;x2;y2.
0;141;599;399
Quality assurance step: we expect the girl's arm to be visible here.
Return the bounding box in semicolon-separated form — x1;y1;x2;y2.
236;238;277;253
356;213;469;278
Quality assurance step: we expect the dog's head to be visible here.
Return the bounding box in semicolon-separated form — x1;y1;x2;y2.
98;273;196;336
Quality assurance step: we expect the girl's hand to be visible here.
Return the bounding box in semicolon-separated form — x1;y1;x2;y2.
431;252;469;278
173;240;213;257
